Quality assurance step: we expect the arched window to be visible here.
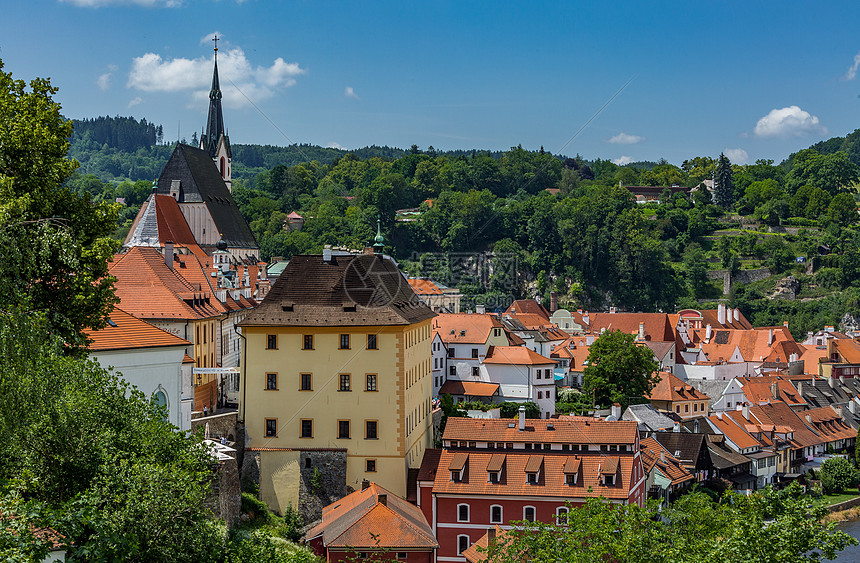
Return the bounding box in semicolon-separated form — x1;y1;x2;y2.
490;505;503;524
556;506;569;523
457;503;470;522
523;506;536;522
153;389;168;421
219;156;226;178
457;535;470;555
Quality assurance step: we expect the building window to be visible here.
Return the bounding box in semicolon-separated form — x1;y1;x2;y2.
302;334;313;350
457;535;470;555
675;405;680;413
449;366;456;376
300;419;313;438
490;505;503;523
472;366;479;377
556;506;569;523
685;404;689;413
471;348;478;359
365;420;378;440
265;373;277;390
537;391;543;400
565;473;577;485
367;334;378;350
527;472;538;485
603;474;615;486
457;504;470;522
396;553;407;561
448;348;455;358
494;328;501;337
340;334;350;349
265;418;277;437
300;373;312;391
488;471;499;483
523;506;536;522
366;374;377;391
338;420;350;439
366;459;377;472
266;334;277;350
339;374;351;391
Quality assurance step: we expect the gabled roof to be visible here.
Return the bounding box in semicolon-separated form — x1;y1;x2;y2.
505;300;550;321
647;371;710;402
691;326;803;364
433;313;504;344
407;278;443;295
443;417;638;445
739;376;806;407
155;144;256;250
749;401;825;449
124;194;198;249
240;254;435;327
707;412;761;450
831;339;860;364
651;432;709;470
483;346;555;366
589;313;674;342
85;307;190;351
306;483;437;550
639;437;696;486
109;247;223;321
439;380;499;397
621;403;676;432
706;435;752;469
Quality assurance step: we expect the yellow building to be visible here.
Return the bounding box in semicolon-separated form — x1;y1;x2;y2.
239;252;436;513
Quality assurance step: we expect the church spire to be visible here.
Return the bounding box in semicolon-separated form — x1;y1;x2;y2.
201;34;226;159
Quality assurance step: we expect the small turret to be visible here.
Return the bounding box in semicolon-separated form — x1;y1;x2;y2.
372;215;385;254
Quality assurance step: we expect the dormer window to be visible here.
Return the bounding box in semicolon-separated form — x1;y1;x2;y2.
489;471;500;483
449;452;468;483
601;457;619;486
563;456;581;486
525;455;543;485
487;453;505;484
603;474;615;485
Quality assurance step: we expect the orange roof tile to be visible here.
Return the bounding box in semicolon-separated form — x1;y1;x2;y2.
589;313;674;342
505;300;550;320
647;371;710;402
407;278;444;295
748;401;825;450
832;339;860;364
483;346;555;365
443;417;638;446
85;308;190;351
307;483;437;550
639;437;695;486
707;412;761;450
439;381;500;397
739;376;806;407
433;313;504;344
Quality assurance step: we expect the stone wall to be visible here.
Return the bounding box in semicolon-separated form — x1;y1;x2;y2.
191;411;239;442
707;268;772;295
297;450;347;523
204;458;242;527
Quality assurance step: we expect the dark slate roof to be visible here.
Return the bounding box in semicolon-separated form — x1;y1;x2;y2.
156;144;256;249
622;403;676;433
200;59;230;158
706;436;751;470
653;432;710;470
240;254;436;327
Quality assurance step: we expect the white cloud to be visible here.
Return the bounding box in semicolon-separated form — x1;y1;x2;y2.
127;46;306;109
613;156;633;165
326;142;345;149
724;148;749;164
61;0;183;7
96;65;117;91
344;86;359;99
845;51;860;80
753;105;827;138
127;96;143;108
608;132;644;145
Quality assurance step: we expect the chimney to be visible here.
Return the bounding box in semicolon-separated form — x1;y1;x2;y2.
488;528;496;541
323;245;333;263
164;240;174;270
768;329;774;346
705;324;712;341
364;246;374;255
742;405;750;420
716;411;723;420
476;304;486;315
361;479;370;491
550;291;558;313
718;303;726;325
611;403;622;420
518;406;526;431
673;422;680;433
771;381;779;399
378;494;387;506
638;322;645;341
583;311;590;325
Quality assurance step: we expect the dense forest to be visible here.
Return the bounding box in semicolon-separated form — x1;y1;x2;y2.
64;116;860;337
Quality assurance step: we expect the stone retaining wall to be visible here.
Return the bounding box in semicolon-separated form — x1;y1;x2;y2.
828;495;860;513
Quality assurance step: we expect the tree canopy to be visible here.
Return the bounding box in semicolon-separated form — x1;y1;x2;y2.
582;329;660;408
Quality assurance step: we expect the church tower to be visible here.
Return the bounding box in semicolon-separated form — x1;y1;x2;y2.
199;35;232;191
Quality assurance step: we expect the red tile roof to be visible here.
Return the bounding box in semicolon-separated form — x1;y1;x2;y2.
85;308;190;351
739;376;806;407
647;371;710;402
408;278;444;295
589;313;674;342
639;437;696;486
306;483;437;549
443;417;638;446
438;380;500;397
433;313;504;344
505;300;550;321
707;412;761;450
483;346;555;365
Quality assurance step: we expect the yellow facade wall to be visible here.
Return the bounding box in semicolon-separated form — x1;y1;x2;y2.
259;450;301;515
242;319;433;498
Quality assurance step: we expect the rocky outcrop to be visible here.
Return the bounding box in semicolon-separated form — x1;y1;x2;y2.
769;276;801;300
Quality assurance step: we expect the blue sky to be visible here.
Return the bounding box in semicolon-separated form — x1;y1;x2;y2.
3;0;860;166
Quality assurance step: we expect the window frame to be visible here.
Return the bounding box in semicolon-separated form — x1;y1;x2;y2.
366;459;377;472
365;420;378;440
457;535;470;555
523;506;536;522
365;373;378;392
339;373;351;392
340;333;350;350
300;419;313;438
367;334;378;350
265;418;277;438
300;372;312;391
266;334;277;350
490;505;503;524
457;503;470;523
265;372;278;390
302;334;314;350
337;419;351;439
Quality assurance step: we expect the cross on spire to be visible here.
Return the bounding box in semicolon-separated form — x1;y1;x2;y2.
212;34;219;57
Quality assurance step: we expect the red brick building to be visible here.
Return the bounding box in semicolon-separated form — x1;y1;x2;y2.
416;414;646;562
307;482;438;562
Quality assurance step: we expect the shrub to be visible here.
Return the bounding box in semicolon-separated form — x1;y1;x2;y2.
499;401;541;419
820;457;859;494
283;503;304;542
241;492;274;524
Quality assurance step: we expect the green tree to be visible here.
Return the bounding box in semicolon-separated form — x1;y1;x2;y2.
682;242;709;297
820;456;859;494
714;153;735;209
582;330;660;408
786;149;859;196
827;192;858;226
0;59;120;345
